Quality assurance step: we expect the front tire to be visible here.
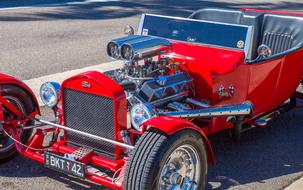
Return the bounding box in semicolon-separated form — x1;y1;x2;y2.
123;128;208;190
0;85;34;163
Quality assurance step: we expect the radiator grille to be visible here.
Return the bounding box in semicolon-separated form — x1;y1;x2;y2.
63;88;116;159
263;32;293;54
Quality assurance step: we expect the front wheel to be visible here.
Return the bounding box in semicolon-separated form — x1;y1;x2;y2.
0;85;34;163
123;128;208;190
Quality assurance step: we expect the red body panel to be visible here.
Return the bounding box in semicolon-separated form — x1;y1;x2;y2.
247;49;303;116
168;41;246;102
165;41;303;133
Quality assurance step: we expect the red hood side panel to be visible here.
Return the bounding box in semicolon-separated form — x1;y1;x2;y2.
166;41;246;102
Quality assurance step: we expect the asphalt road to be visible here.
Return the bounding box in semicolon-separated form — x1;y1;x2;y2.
0;0;303;80
0;0;303;190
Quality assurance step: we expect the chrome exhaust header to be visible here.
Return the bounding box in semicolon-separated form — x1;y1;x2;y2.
161;101;253;119
120;36;172;61
107;35;150;59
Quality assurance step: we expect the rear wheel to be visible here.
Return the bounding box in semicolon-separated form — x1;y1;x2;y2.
123;128;208;190
0;85;34;163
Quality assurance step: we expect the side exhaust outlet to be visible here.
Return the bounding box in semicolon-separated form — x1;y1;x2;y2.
161;101;253;119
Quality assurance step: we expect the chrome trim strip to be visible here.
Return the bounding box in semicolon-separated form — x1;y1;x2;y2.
137;14;146;35
244;26;254;60
246;46;303;64
144;13;249;28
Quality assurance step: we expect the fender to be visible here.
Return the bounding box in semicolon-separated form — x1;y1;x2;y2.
142;116;215;165
0;73;40;115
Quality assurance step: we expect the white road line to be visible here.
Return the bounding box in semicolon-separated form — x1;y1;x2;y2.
0;0;119;11
23;60;123;106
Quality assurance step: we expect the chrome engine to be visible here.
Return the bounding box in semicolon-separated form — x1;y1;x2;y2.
105;57;194;108
106;34;196;111
106;35;197;130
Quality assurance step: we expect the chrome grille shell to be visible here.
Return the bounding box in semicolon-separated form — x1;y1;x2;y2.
64;88;116;159
61;71;127;160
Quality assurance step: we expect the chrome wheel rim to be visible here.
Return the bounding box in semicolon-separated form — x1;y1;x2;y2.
158;144;201;190
0;96;25;152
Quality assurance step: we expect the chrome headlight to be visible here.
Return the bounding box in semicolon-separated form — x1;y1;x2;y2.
40;82;60;107
130;103;156;131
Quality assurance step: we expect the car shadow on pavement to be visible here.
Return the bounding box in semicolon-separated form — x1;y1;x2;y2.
0;156;111;189
0;0;303;21
206;108;303;190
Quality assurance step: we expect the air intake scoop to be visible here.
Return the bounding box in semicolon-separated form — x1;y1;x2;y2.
120;36;172;61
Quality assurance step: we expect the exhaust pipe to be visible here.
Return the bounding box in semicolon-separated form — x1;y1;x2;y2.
107;35;150;59
161;101;253;119
120;36;172;61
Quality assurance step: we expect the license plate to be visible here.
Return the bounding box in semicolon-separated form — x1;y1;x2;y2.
44;152;85;178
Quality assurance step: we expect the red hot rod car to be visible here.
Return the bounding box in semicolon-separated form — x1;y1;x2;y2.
1;8;303;190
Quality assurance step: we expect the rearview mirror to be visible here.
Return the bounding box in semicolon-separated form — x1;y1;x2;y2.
124;25;135;36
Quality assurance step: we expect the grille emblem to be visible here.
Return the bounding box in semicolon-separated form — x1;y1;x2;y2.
82;81;91;88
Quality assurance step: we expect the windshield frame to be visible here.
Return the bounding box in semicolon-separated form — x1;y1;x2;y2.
137;13;253;59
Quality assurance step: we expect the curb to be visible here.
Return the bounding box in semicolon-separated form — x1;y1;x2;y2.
284;176;303;190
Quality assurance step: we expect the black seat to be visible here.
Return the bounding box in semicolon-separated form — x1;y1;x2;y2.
189;8;303;60
189;8;264;60
188;8;243;24
260;14;303;55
